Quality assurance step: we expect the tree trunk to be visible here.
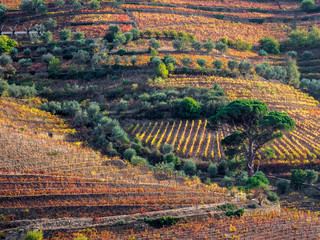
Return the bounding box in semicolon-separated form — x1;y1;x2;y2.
247;140;255;177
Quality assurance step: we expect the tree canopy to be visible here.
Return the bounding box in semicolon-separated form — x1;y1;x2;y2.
208;99;295;176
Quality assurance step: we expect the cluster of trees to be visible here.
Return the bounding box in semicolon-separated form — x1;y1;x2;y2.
0;80;37;98
220;38;252;52
276;169;318;194
41;100;129;155
129;85;228;119
255;62;286;81
20;0;49;14
300;78;320;98
284;25;320;49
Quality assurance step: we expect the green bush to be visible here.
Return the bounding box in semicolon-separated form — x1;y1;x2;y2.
259;36;280;55
144;217;180;228
25;230;43;240
222;176;233;187
124;148;137;161
246;172;269;189
302;50;313;60
0;35;17;54
156;62;169;78
162;143;174;154
218;160;227;175
276;179;289;194
213;59;223;69
258;49;268;57
217;203;236;211
301;0;315;10
0;80;9;97
266;191;279;203
131;156;148;166
178;97;201;119
236;172;248;186
215;42;228;53
183;160;197;176
226;208;245;217
305;169;318;184
208;163;218;178
290;169;307;190
288;51;297;58
196;58;207;67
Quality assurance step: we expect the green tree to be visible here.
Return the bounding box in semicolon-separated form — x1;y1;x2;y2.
191;41;202;51
301;0;315;10
58;29;72;41
0;80;9;97
196;58;207;67
41;31;52;43
0;3;7;16
305;169;318;184
172;37;190;51
285;57;300;88
48;57;61;78
208;99;295;176
54;0;65;7
228;60;239;71
181;57;193;67
183;160;197;176
0;36;17;54
130;55;138;66
203;40;215;52
149;38;161;49
259;36;280;55
290;169;307;190
213;59;223;69
25;230;43;240
238;61;253;76
215;42;228;53
156;62;169;78
208;163;218;178
178;97;201;119
89;0;100;9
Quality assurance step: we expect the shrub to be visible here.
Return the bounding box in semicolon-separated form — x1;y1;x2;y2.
144;217;180;228
183;160;197;176
290;169;307;190
218;160;227;175
228;60;239;71
203;40;215;52
36;47;47;55
226;208;245;217
54;0;65;7
10;48;18;57
156;62;169;78
116;99;128;113
124;148;136;160
276;179;289;194
0;35;17;54
162;143;174;154
131;156;148;166
236;172;248;186
0;80;9;96
259;36;280;55
0;3;7;16
246;172;269;189
25;230;43;240
72;50;90;64
149;38;161;49
41;31;52;43
222;176;233;187
238;61;253;75
258;49;268;57
164;152;180;166
130;55;138;66
0;54;12;66
234;38;252;51
89;0;100;9
288;51;297;58
178;97;201;119
302;50;313;60
208;163;218;178
305;169;318;184
191;41;202;51
58;29;72;41
301;0;315;10
74;109;89;126
61;101;80;116
196;58;207;67
23;48;31;57
215;42;228;53
266;191;279;203
213;59;223;69
48;57;61;78
18;58;32;67
217;203;236;211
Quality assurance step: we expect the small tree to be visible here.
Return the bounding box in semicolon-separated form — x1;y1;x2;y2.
172;37;190;51
72;50;90;64
208;163;218;178
41;31;52;43
43;18;57;30
48;57;61;78
0;3;7;16
228;60;239;71
178;97;201;119
130;55;138;66
213;59;223;69
181;57;193;67
259;36;280;55
238;61;253;76
144;29;153;37
0;36;17;54
183;160;197;176
25;230;43;240
276;179;289;194
73;31;85;40
258;49;268;57
208;99;295;177
54;0;65;7
149;38;161;49
301;0;315;10
305;169;318;184
196;58;207;68
302;50;313;60
191;41;202;51
290;169;307;190
288;51;297;59
156;62;169;78
89;0;101;9
0;54;12;67
124;148;136;160
0;80;9;96
58;29;72;41
203;40;215;52
215;42;228;53
285;57;300;88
